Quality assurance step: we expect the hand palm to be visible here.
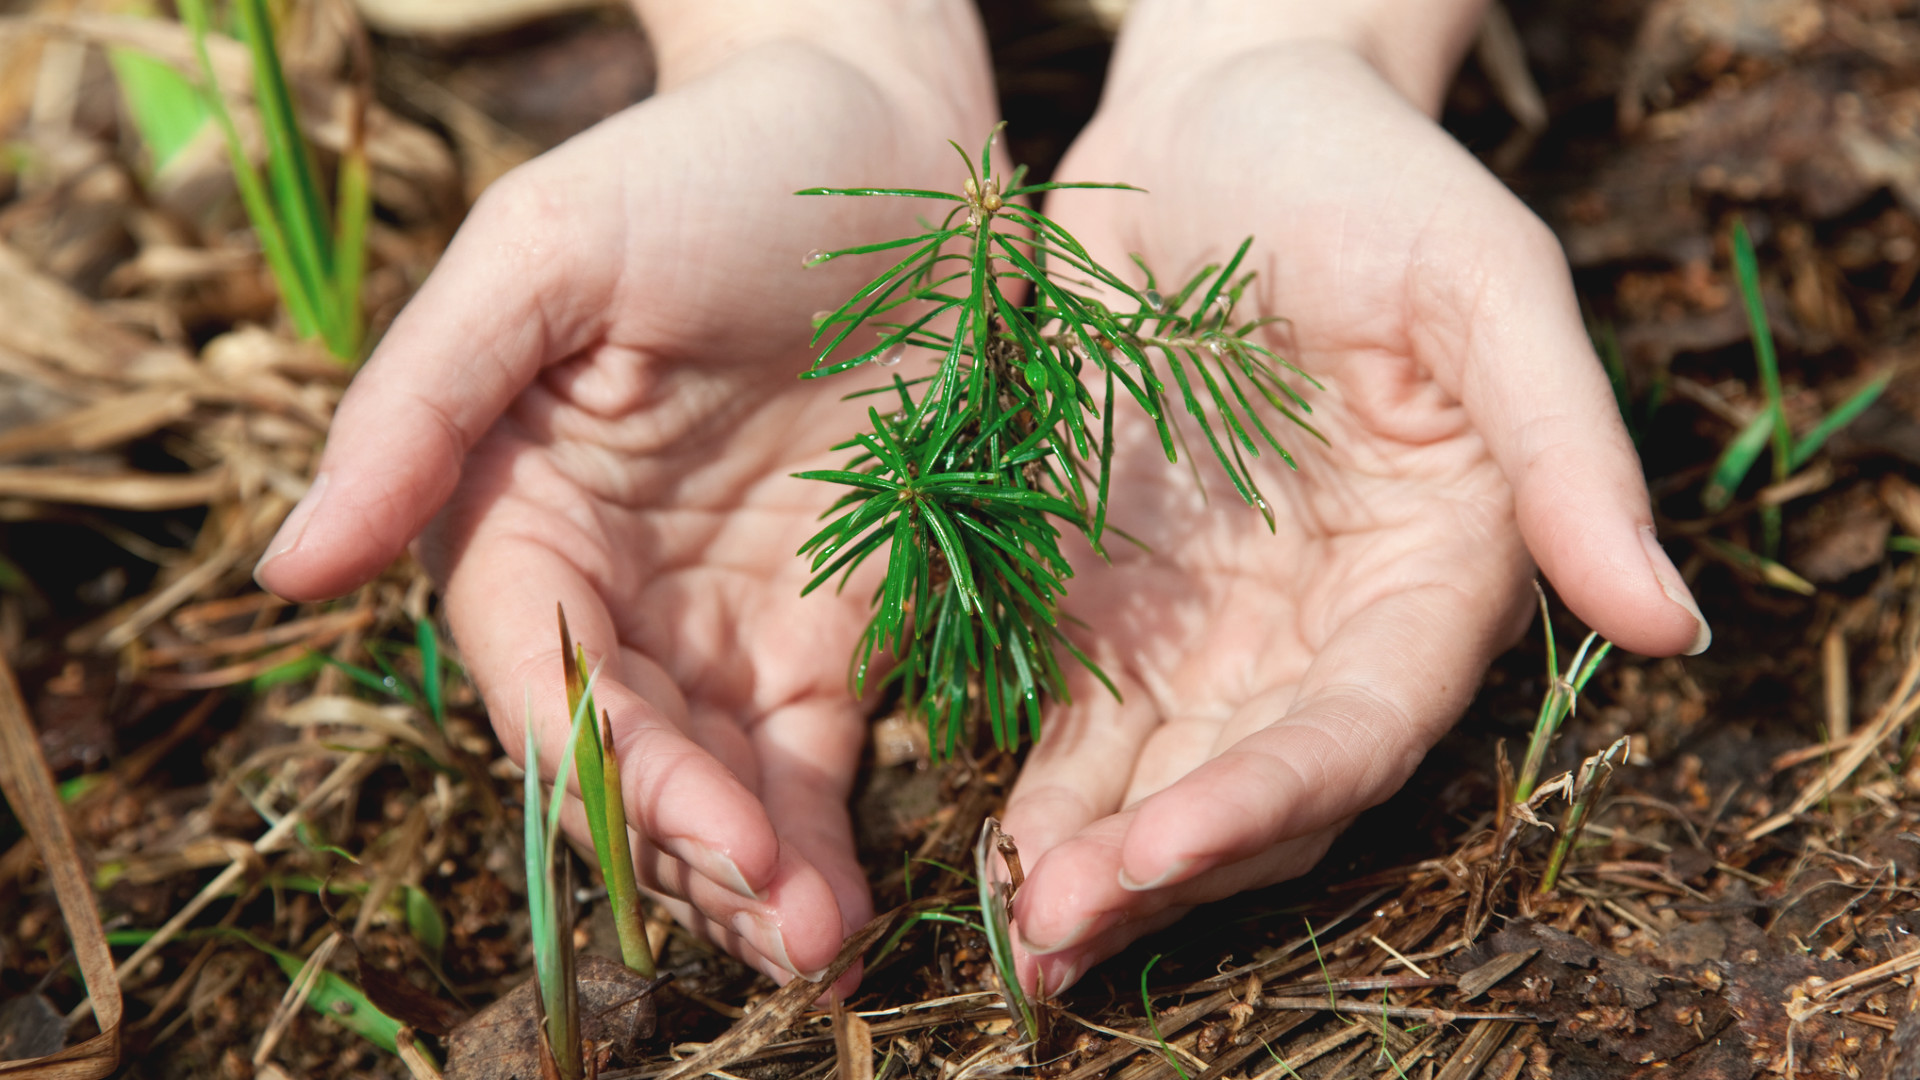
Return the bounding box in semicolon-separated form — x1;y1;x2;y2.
1002;44;1701;988
261;44;991;983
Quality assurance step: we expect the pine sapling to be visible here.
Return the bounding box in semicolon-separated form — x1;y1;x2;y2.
797;128;1323;757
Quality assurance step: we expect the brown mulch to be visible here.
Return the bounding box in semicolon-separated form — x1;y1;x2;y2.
4;1;1920;1079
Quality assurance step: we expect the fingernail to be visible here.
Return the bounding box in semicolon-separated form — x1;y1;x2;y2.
684;842;763;901
1021;914;1096;956
1043;958;1084;997
1118;858;1192;892
731;911;804;979
1639;526;1711;655
254;473;328;588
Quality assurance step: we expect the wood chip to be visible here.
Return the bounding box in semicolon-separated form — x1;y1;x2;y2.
832;1000;873;1080
1457;949;1540;1002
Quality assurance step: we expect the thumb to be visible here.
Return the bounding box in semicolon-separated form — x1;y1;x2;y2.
1432;210;1712;658
254;157;624;601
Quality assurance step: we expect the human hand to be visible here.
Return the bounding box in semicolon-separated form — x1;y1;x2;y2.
1000;0;1713;993
254;1;996;986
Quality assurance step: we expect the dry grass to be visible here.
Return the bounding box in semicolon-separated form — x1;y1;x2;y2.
3;2;1920;1079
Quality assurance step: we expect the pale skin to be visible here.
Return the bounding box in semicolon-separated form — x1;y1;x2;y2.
256;0;1711;994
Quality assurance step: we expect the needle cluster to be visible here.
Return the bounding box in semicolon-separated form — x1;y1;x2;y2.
796;130;1323;757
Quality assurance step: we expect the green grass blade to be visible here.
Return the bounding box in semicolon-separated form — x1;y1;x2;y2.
1789;373;1890;471
328;141;370;361
1730;218;1791;493
1140;955;1191;1080
1702;410;1773;512
235;0;333;316
595;711;655;975
403;885;446;964
975;822;1038;1041
107;47;210;172
415;617;444;729
253;935;406;1055
175;0;320;339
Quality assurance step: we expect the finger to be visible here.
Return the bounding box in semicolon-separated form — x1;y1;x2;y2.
1420;202;1710;657
254;151;625;601
998;671;1160;951
646;888;864;1000
1111;582;1516;893
1010;818;1343;996
750;697;875;967
440;512;786;904
563;794;861;988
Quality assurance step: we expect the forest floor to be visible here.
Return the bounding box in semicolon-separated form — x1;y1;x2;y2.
4;1;1920;1079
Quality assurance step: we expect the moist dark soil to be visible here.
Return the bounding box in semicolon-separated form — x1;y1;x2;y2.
4;2;1920;1079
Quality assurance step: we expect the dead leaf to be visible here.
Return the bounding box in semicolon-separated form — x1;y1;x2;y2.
0;389;195;461
444;955;661;1080
358;963;469;1040
833;999;874;1080
655;898;945;1080
0;654;122;1078
0;998;66;1062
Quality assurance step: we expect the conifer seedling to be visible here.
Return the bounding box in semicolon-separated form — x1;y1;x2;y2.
796;128;1324;756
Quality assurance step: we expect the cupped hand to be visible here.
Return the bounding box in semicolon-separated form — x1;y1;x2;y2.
254;10;996;986
1001;34;1713;993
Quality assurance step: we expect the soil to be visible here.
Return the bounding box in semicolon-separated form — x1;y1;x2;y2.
4;2;1920;1079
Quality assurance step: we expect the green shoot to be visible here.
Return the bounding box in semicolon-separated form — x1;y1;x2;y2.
1701;219;1887;554
110;926;413;1060
1702;410;1775;512
1892;536;1920;556
558;606;655;976
1732;217;1789;556
975;818;1038;1042
1140;954;1191;1080
320;652;422;709
1594;320;1664;448
1258;1039;1307;1080
404;885;446;965
1702;536;1816;595
1302;918;1341;1019
1375;1024;1414;1080
1703;371;1891;511
107;47;210;173
0;549;26;594
1513;587;1614;803
524;669;602;1080
162;0;369;362
798;128;1320;757
1538;736;1631;892
251;651;326;693
416;618;446;730
1788;373;1891;470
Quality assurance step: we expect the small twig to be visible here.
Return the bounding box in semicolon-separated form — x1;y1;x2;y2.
1062;1010;1210;1071
1368;935;1432;979
254;930;341;1066
1253;997;1531;1024
1245;1022;1369;1080
1806;942;1920;1004
70;748;378;1023
993;821;1025;895
1750;644;1920;840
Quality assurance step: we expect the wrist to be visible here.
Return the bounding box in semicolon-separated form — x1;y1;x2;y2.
1110;0;1489;116
633;0;992;115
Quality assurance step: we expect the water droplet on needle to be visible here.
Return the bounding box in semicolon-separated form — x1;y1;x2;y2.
804;249;832;268
877;343;904;367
